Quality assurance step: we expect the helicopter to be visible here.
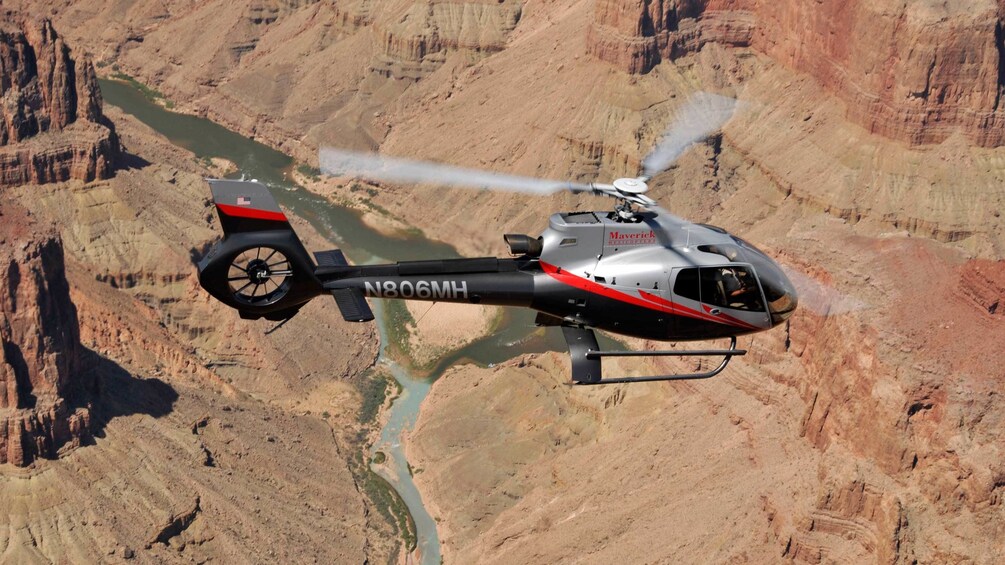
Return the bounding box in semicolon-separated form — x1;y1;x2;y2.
197;92;798;384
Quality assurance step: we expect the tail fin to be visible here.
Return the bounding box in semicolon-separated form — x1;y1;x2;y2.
210;179;293;234
198;179;322;320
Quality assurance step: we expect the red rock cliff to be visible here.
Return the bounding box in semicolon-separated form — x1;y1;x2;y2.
0;14;119;186
0;202;93;467
588;0;1005;146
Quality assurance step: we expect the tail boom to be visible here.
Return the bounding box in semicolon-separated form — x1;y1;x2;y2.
321;258;536;308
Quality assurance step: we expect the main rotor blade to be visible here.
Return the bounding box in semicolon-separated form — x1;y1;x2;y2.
641;92;737;179
647;204;688;225
319;147;592;194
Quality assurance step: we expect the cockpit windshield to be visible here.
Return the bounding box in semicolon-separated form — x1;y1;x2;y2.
698;238;798;324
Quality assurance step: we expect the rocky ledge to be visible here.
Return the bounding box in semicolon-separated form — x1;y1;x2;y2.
0;202;93;467
0;15;119;187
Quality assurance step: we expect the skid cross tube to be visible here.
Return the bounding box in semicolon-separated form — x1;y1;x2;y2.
562;326;746;385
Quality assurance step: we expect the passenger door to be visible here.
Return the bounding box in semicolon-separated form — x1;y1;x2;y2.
670;265;771;337
697;265;771;330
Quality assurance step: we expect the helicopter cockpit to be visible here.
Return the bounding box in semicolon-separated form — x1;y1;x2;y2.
672;265;765;313
696;237;798;324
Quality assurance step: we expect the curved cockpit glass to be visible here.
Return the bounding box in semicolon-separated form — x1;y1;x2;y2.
674;266;766;312
698;238;799;324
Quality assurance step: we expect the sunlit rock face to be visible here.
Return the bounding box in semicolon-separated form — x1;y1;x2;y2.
0;202;93;467
588;0;1005;146
0;15;119;187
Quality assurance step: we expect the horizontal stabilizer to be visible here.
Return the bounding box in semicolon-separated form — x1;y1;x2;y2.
314;249;350;267
331;287;374;322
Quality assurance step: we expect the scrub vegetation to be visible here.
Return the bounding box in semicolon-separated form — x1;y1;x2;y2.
349;450;417;553
108;71;174;108
356;370;395;425
296;163;322;181
346;370;414;553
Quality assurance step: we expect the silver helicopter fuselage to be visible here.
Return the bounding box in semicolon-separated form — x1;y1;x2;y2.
531;208;798;339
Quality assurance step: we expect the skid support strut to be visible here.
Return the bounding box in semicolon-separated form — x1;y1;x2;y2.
561;326;746;384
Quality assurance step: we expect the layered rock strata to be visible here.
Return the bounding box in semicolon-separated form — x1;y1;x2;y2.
373;0;523;80
588;0;1005;147
0;104;381;562
0;15;119;186
0;202;92;467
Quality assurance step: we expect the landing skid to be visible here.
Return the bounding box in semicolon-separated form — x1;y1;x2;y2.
561;326;746;384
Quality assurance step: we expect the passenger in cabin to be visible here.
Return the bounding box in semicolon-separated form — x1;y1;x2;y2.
721;268;742;300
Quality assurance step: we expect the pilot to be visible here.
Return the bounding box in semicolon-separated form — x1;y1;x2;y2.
726;269;764;310
721;268;743;297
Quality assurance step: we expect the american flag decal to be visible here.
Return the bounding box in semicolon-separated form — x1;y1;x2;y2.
237;196;251;206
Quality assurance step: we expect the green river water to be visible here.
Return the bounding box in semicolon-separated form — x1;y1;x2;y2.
99;77;617;564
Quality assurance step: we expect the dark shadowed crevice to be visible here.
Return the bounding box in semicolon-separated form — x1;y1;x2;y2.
3;340;36;409
6;260;19;311
150;496;201;546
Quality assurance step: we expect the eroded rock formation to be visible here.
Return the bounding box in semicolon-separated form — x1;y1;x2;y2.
0;202;92;467
587;0;754;74
373;0;523;80
588;0;1005;146
0;15;119;186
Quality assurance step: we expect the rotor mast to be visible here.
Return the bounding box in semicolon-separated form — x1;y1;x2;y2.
580;177;653;221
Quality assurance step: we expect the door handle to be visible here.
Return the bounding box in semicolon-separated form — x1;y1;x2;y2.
709;308;721;315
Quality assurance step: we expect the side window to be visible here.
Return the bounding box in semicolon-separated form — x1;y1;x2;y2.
700;266;765;312
673;268;700;301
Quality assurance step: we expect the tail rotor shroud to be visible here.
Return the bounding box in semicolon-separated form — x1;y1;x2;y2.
198;179;325;321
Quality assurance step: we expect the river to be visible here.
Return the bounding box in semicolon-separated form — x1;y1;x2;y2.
99;77;616;564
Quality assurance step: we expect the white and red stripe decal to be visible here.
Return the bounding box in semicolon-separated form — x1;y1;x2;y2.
217;203;288;222
540;261;758;330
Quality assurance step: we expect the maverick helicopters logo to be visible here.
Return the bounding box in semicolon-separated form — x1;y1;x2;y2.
606;230;657;246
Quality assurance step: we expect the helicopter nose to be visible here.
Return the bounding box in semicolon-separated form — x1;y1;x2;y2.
729;242;798;324
765;270;798;325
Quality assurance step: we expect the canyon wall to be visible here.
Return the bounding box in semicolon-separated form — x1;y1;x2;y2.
0;105;385;561
586;0;755;74
0;8;388;561
46;0;1001;258
0;16;119;186
0;14;124;466
0;202;92;467
373;0;524;80
588;0;1005;146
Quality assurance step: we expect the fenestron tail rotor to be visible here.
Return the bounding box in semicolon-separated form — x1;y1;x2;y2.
227;247;294;306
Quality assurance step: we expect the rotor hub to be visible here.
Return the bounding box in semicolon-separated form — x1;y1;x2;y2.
612;178;649;195
247;259;272;283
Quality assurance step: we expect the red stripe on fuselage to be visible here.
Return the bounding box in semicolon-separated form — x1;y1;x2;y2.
539;261;756;330
641;290;759;331
540;261;662;312
217;203;288;222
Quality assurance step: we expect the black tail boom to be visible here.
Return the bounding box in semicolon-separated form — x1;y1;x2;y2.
322;258;536;308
